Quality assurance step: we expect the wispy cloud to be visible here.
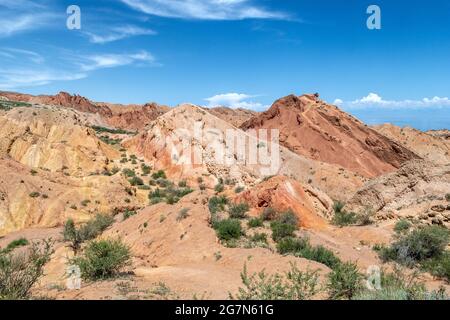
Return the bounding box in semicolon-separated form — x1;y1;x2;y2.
86;25;157;44
334;93;450;110
0;69;86;89
205;93;268;110
79;51;156;71
121;0;287;20
0;13;53;37
0;48;44;64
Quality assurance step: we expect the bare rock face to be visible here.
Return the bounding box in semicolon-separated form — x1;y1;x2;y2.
241;94;419;178
346;159;450;225
234;176;333;229
0;91;169;131
374;124;450;165
207;107;259;128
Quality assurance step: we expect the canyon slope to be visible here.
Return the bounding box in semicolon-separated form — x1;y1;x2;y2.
241;94;419;178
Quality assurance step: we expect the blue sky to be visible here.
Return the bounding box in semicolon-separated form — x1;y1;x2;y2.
0;0;449;130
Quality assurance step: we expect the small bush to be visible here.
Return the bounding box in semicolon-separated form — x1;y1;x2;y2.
214;219;243;241
332;210;358;227
70;239;131;280
277;237;341;269
379;225;450;266
270;222;296;242
0;240;53;300
327;261;363;300
3;238;29;253
248;218;263;229
128;176;144;186
177;208;190;222
29;192;40;198
178;180;187;188
394;219;412;233
229;203;250;219
122;169;136;177
123;210;137;221
235;186;245;194
230;263;319;300
152;170;166;179
81;199;91;207
214;183;224;193
208;196;228;214
141;164;151;175
421;251;450;282
277;210;299;227
446;194;450;202
251;233;268;244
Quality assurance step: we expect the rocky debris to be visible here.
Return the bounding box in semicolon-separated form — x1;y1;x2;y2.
240;94;419;178
346;159;450;224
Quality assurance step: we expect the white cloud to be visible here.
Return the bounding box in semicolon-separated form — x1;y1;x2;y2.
121;0;287;20
0;68;86;90
80;51;156;71
205;93;267;110
0;48;44;64
0;13;51;37
334;93;450;110
86;25;157;44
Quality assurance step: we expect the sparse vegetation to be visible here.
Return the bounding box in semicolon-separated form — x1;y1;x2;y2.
208;196;228;215
2;238;29;254
248;218;264;228
228;203;249;219
0;240;53;300
331;201;358;227
235;186;245;194
214;183;224;193
70;239;131;281
123;210;137;221
148;183;193;205
261;207;277;221
446;194;450;202
62;214;114;254
277;237;341;269
230;263;319;300
177;208;190;222
377;225;450;282
152;170;166;180
122;168;136;177
213;219;243;241
327;261;363;300
394;219;412;233
128;176;144;186
29;192;40;198
91;126;135;135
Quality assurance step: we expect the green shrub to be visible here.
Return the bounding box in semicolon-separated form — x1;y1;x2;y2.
230;263;319;300
277;210;299;227
446;194;450;202
394;219;412;233
2;238;29;254
81;199;91;207
208;196;228;214
353;267;448;300
235;186;245;194
152;170;166;179
357;207;375;226
63;214;115;254
128;176;144;186
178;180;187;188
251;233;268;244
229;203;250;219
248;218;264;228
214;183;224;193
141;164;151;175
277;237;341;269
29;192;40;198
0;240;53;300
70;239;131;280
379;225;450;266
327;261;363;300
332;210;358;227
214;219;243;241
123;210;137;221
421;251;450;282
270;222;296;242
122;169;136;177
